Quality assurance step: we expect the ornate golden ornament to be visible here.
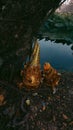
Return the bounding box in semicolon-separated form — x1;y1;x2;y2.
20;40;41;89
18;40;61;93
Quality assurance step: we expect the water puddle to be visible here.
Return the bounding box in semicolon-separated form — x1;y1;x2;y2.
38;39;73;72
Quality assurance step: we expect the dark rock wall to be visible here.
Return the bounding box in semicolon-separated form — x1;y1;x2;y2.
0;0;64;62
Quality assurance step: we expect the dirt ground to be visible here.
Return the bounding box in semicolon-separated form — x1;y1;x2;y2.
0;71;73;130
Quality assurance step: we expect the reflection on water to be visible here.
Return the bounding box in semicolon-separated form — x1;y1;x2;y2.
39;39;73;72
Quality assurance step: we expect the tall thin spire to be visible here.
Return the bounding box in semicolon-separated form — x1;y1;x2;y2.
30;40;40;66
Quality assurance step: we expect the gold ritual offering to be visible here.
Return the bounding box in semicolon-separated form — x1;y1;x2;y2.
43;62;61;93
20;40;41;89
19;40;61;92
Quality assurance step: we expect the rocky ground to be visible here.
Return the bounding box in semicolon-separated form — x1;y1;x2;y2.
0;71;73;130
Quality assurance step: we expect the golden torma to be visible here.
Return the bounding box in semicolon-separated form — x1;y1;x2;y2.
20;40;41;89
43;62;61;93
19;40;61;92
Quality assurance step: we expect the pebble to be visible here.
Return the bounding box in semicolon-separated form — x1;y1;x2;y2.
32;93;38;96
25;99;31;105
42;102;46;111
